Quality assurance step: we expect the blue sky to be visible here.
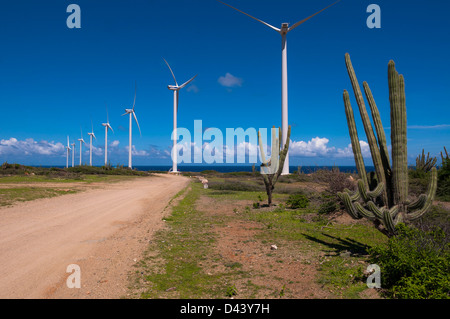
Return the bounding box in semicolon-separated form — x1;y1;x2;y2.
0;0;449;167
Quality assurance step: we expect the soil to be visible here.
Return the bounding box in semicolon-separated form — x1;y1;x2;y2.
0;173;190;299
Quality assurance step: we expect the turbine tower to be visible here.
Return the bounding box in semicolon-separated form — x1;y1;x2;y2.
122;83;141;169
217;0;341;174
102;105;114;166
163;58;197;173
65;136;71;169
78;129;87;166
71;141;76;167
88;121;96;166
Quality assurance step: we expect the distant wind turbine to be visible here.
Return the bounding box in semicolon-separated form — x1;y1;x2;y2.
163;58;197;173
88;121;96;166
65;136;71;169
71;141;76;167
78;129;87;166
122;83;141;169
102;105;114;166
217;0;341;175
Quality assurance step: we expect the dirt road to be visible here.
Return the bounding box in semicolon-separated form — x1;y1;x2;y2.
0;173;190;299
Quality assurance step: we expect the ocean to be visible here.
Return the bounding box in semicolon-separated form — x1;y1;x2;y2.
130;165;372;174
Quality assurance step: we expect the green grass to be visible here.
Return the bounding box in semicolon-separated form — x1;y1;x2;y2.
0;174;144;184
132;183;254;299
129;177;389;299
0;187;78;206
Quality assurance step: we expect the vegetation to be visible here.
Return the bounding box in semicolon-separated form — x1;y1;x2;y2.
338;54;437;237
368;224;449;299
437;157;450;201
257;126;291;206
0;162;152;206
415;149;437;173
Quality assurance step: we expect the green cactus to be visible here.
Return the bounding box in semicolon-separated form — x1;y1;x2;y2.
416;149;437;173
258;125;291;206
338;54;438;237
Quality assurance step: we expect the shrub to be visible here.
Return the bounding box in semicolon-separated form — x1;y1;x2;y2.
368;224;449;299
286;194;309;209
437;158;450;201
318;200;338;215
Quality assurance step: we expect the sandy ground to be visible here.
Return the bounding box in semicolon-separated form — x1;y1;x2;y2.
0;173;190;299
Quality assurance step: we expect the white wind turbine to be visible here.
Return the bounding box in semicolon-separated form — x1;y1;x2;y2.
163;58;197;173
88;121;96;166
71;141;76;167
217;0;341;175
102;105;114;166
65;136;71;168
122;83;141;169
78;129;87;166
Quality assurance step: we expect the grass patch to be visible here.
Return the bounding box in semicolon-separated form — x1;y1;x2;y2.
131;183;252;299
0;187;78;206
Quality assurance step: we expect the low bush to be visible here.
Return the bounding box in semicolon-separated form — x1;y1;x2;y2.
368;223;449;299
318;200;338;215
437;158;450;201
286;194;309;209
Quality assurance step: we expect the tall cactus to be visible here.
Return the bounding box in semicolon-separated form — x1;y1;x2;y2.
258;125;291;206
338;54;437;237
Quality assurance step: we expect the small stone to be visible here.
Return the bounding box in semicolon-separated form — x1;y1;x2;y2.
270;244;278;250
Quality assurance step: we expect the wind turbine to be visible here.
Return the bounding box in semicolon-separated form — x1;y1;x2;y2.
78;129;87;166
71;141;76;167
122;83;141;169
163;58;197;173
217;0;341;174
102;105;114;166
88;121;96;166
65;136;71;169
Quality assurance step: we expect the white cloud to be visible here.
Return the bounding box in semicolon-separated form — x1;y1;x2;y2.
125;145;149;156
289;137;372;159
0;138;65;156
110;140;120;147
218;73;243;88
186;84;199;93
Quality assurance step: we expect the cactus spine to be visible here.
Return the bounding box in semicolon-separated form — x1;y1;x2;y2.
338;54;438;237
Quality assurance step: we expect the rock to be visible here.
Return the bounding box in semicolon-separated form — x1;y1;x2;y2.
270;244;278;250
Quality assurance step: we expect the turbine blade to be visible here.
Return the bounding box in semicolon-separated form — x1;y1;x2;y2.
121;112;128;116
133;112;142;137
288;0;341;32
108;124;114;133
217;0;280;32
105;103;109;123
179;74;198;89
163;58;178;86
132;81;137;110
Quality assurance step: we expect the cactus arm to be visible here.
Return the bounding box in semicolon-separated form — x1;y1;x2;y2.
367;182;385;199
344;188;360;201
363;81;393;206
354;202;376;220
406;167;437;220
338;192;362;219
367;201;385;219
407;194;427;211
273;125;291;184
382;209;397;236
343;90;368;189
363;81;391;170
358;179;384;202
345;53;388;205
389;62;409;210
